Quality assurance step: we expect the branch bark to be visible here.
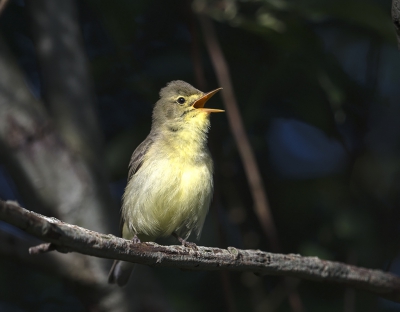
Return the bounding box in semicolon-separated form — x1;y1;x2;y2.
1;199;400;303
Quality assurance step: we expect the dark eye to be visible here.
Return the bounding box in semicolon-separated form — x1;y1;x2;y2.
177;97;186;104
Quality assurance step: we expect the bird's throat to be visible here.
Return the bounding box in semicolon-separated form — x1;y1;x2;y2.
158;113;211;160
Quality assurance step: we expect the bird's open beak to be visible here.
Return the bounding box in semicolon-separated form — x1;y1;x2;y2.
192;88;224;113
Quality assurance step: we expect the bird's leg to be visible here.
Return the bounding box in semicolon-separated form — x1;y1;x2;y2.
172;232;198;250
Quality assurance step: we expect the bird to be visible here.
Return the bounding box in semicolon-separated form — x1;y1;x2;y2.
108;80;224;286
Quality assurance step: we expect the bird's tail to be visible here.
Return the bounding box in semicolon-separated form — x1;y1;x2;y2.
108;260;136;287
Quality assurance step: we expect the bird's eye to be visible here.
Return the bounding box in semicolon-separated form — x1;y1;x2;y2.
177;97;186;104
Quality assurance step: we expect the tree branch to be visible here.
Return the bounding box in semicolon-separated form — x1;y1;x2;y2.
1;199;400;303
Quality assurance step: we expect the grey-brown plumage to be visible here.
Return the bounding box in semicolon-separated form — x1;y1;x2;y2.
108;80;223;286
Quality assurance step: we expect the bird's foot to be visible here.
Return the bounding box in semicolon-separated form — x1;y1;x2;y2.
132;234;141;244
173;233;198;250
182;240;198;250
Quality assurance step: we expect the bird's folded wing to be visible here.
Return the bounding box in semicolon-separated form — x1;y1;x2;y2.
128;136;154;179
120;135;154;236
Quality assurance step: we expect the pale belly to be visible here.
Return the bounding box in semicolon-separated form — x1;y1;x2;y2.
122;154;213;241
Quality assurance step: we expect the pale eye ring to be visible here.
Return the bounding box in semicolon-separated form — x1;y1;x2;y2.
177;97;186;104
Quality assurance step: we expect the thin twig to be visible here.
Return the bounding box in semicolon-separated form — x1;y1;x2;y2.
187;3;238;310
197;14;303;311
29;242;55;254
0;0;9;16
197;14;280;253
1;199;400;303
185;0;207;90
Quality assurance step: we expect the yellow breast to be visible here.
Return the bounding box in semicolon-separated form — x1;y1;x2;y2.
122;128;213;241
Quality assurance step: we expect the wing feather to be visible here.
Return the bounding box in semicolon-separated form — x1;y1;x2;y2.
119;136;154;236
128;136;154;179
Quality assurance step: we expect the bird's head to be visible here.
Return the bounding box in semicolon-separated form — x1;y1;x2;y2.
152;80;223;133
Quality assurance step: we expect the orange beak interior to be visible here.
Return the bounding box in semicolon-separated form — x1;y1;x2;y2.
192;88;224;113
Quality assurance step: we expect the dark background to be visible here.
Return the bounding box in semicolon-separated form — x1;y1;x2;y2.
0;0;400;311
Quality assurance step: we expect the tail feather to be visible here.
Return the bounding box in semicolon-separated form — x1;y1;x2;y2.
108;260;135;287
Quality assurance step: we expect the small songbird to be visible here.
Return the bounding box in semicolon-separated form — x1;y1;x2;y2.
108;80;223;286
